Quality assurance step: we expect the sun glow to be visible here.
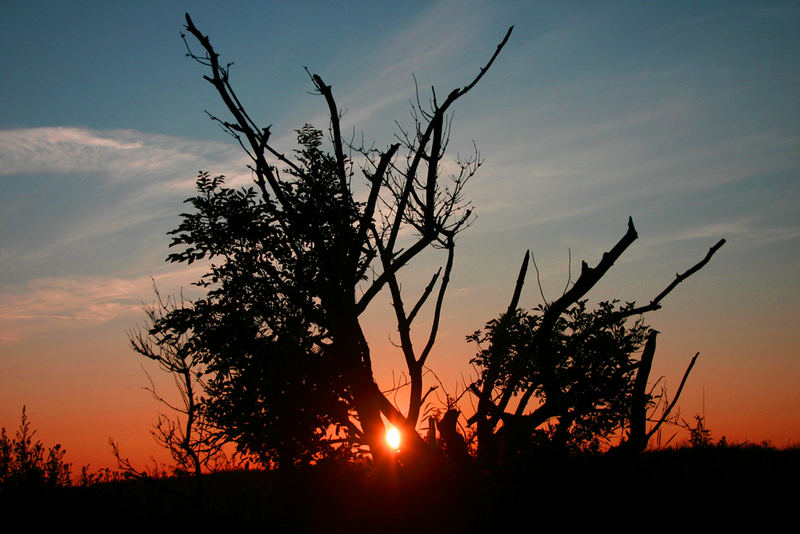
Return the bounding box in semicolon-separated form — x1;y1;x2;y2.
385;426;401;451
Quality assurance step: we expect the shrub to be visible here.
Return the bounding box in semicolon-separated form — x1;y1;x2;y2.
0;406;72;490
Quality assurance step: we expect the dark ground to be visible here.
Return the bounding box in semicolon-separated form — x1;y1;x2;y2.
2;446;797;532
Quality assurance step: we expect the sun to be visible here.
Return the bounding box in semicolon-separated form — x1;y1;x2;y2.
385;426;401;451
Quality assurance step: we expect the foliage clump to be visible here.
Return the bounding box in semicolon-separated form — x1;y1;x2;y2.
148;126;357;468
469;299;651;453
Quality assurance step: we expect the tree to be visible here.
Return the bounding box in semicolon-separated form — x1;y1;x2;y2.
129;284;234;489
453;219;724;466
140;14;513;467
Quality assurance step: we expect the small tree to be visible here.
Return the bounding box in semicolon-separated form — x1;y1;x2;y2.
451;219;724;466
129;284;234;486
136;14;513;467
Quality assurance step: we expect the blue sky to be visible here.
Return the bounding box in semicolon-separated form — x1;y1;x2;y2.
1;1;798;466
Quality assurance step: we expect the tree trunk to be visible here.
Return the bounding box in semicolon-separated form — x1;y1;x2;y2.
329;310;391;465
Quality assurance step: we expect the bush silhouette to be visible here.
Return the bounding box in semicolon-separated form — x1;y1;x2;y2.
0;407;72;490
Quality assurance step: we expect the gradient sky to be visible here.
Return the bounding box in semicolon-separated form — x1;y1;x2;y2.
1;0;798;470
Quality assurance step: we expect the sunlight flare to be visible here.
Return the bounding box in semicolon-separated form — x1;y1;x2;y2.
385;425;401;451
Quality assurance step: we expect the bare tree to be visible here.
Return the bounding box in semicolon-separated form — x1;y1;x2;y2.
129;285;231;489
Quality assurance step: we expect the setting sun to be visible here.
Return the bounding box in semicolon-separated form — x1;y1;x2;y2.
386;426;401;451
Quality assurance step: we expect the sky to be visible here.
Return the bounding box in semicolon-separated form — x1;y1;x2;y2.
1;0;798;470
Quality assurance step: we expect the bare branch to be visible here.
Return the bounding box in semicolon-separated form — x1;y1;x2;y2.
418;238;455;366
626;330;659;453
183;13;297;216
530;250;549;306
355;233;435;314
408;268;442;325
618;239;726;318
468;250;529;430
310;73;348;193
452;26;513;100
507;250;530;315
546;217;638;321
647;352;700;440
350;143;399;271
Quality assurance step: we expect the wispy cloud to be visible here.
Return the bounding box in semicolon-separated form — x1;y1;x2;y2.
652;4;799;35
0;126;244;183
0;127;252;272
636;217;800;260
0;129;254;343
0;264;208;343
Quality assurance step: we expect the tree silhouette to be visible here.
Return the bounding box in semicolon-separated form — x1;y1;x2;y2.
453;220;725;466
129;285;234;489
139;14;513;467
